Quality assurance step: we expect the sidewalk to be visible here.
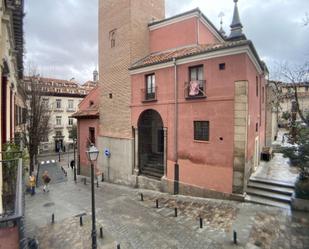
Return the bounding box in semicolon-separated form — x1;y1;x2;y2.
252;128;299;185
24;168;309;249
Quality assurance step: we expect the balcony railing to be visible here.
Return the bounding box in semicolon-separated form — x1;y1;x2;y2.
54;107;64;112
141;87;157;102
184;80;206;99
0;150;25;248
55;124;64;129
66;108;75;112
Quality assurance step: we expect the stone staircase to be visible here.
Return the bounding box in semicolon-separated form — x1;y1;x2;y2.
141;153;164;179
245;177;294;209
37;161;67;186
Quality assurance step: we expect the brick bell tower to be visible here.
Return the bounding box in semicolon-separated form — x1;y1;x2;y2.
98;0;165;184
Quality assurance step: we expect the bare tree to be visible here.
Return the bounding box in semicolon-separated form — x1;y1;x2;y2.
304;12;309;26
279;62;309;127
22;75;51;174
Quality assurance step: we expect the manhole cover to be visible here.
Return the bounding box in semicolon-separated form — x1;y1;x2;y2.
43;202;55;207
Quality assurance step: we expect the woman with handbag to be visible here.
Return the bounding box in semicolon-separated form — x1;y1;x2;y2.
42;170;51;192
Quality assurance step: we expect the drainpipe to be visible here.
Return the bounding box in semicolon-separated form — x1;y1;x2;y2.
173;58;179;195
173;58;178;164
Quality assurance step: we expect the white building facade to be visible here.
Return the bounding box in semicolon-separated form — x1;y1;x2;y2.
24;76;97;153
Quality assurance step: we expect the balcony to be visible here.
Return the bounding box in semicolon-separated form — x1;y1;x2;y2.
184;80;206;99
0;150;25;248
55;124;64;129
54;108;64;112
141;87;157;103
66;108;75;112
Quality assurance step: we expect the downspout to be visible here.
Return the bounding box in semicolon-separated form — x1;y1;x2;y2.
173;58;178;164
173;57;179;195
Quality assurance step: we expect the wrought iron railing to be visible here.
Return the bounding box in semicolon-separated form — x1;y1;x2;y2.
0;149;25;248
141;87;157;102
184;80;206;99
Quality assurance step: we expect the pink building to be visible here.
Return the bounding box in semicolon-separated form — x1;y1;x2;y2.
130;4;267;197
72;86;99;175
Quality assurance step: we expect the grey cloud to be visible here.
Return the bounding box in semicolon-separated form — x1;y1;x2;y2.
25;0;98;83
25;0;309;83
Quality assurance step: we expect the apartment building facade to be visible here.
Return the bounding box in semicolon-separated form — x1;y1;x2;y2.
23;76;97;153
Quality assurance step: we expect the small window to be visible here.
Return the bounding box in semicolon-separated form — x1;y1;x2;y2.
68;99;74;109
145;74;156;100
188;65;205;97
55;131;62;137
219;63;225;70
256;122;258;132
194;121;209;141
56;99;61;109
89;100;94;106
189;65;204;81
68;118;73;126
89;127;95;144
56;116;62;125
109;29;117;48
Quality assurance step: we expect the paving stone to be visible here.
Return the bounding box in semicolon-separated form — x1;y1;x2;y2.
24;168;309;249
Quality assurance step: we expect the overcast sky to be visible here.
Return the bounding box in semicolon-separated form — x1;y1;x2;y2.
24;0;309;83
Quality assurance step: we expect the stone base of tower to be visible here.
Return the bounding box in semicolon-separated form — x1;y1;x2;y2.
97;136;135;187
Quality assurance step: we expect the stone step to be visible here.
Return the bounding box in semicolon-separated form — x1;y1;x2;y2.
245;195;291;209
247;182;294;196
249;177;295;188
142;165;164;173
246;187;291;203
140;168;163;179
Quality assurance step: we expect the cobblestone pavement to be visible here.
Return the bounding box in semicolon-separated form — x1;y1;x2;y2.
25;169;309;249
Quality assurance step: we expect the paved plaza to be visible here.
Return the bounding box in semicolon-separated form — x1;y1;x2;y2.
24;162;309;249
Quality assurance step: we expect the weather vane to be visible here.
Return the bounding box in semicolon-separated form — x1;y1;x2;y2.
218;12;225;35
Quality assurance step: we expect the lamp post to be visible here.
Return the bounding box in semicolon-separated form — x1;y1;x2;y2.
86;144;99;249
73;138;77;182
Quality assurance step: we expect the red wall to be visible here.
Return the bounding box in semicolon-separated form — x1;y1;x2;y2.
78;118;99;171
131;54;252;193
76;87;100;174
149;17;220;53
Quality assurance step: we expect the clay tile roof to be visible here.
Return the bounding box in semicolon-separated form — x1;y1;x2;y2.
71;104;99;118
130;40;251;70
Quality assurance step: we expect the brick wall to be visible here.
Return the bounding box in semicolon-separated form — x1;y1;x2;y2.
98;0;164;139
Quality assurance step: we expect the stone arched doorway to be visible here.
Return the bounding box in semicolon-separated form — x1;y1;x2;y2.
138;109;165;179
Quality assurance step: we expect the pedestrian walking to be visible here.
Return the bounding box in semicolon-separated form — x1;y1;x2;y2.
29;173;36;196
42;170;51;192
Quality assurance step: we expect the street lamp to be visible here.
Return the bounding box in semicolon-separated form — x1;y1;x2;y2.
86;144;99;249
73;138;77;182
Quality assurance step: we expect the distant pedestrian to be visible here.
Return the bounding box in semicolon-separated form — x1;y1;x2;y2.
42;170;51;192
70;160;75;170
29;173;36;196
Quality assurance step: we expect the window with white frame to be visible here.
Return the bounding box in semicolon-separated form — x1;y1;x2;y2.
68;99;74;109
56;99;61;109
68;117;73;126
56;116;62;125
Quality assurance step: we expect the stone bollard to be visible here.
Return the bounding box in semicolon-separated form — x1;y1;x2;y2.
84;178;87;185
233;230;237;244
140;193;144;201
199;217;203;229
100;227;103;239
